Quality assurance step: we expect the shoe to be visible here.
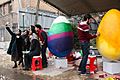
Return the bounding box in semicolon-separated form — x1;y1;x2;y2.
18;61;24;67
77;69;81;73
78;72;86;75
23;68;29;71
18;62;21;65
22;63;24;67
77;70;81;73
12;65;17;68
80;73;86;76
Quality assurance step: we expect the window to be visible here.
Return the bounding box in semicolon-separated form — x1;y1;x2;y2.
0;6;2;16
0;28;5;41
3;4;5;15
8;3;12;13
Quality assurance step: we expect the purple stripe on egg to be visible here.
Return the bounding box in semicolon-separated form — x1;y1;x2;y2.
48;32;73;41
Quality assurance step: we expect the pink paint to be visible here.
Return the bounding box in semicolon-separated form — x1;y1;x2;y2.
48;32;73;41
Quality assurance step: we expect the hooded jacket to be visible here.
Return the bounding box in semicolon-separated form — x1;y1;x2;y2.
77;21;97;42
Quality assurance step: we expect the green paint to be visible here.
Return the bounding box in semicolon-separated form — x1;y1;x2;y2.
49;22;72;35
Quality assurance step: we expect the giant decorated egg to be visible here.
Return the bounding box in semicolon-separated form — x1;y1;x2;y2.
47;16;73;57
97;9;120;61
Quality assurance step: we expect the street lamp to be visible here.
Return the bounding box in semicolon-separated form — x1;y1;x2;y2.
22;13;25;30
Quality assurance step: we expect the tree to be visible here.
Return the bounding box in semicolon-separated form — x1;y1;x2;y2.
71;21;81;50
35;0;40;24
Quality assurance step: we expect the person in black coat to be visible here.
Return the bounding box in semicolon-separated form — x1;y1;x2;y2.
6;27;23;68
21;30;30;51
23;25;41;70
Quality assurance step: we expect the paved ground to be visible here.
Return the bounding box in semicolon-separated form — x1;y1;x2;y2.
0;49;120;80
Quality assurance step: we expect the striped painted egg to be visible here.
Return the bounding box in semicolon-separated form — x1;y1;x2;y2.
48;16;73;57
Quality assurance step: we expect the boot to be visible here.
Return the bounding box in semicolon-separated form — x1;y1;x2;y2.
18;61;21;65
22;62;24;67
12;61;17;68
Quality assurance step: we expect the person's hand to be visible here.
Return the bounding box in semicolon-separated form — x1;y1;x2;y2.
40;41;43;45
96;32;100;36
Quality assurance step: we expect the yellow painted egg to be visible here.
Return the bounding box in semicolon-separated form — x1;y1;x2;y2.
97;9;120;61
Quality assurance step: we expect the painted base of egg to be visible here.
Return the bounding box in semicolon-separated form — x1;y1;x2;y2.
103;61;120;74
54;58;68;68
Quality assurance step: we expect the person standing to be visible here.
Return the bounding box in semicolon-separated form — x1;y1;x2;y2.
77;14;100;75
6;27;23;68
35;24;48;68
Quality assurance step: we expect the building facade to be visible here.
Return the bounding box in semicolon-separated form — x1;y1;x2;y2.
0;0;63;41
0;0;63;49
